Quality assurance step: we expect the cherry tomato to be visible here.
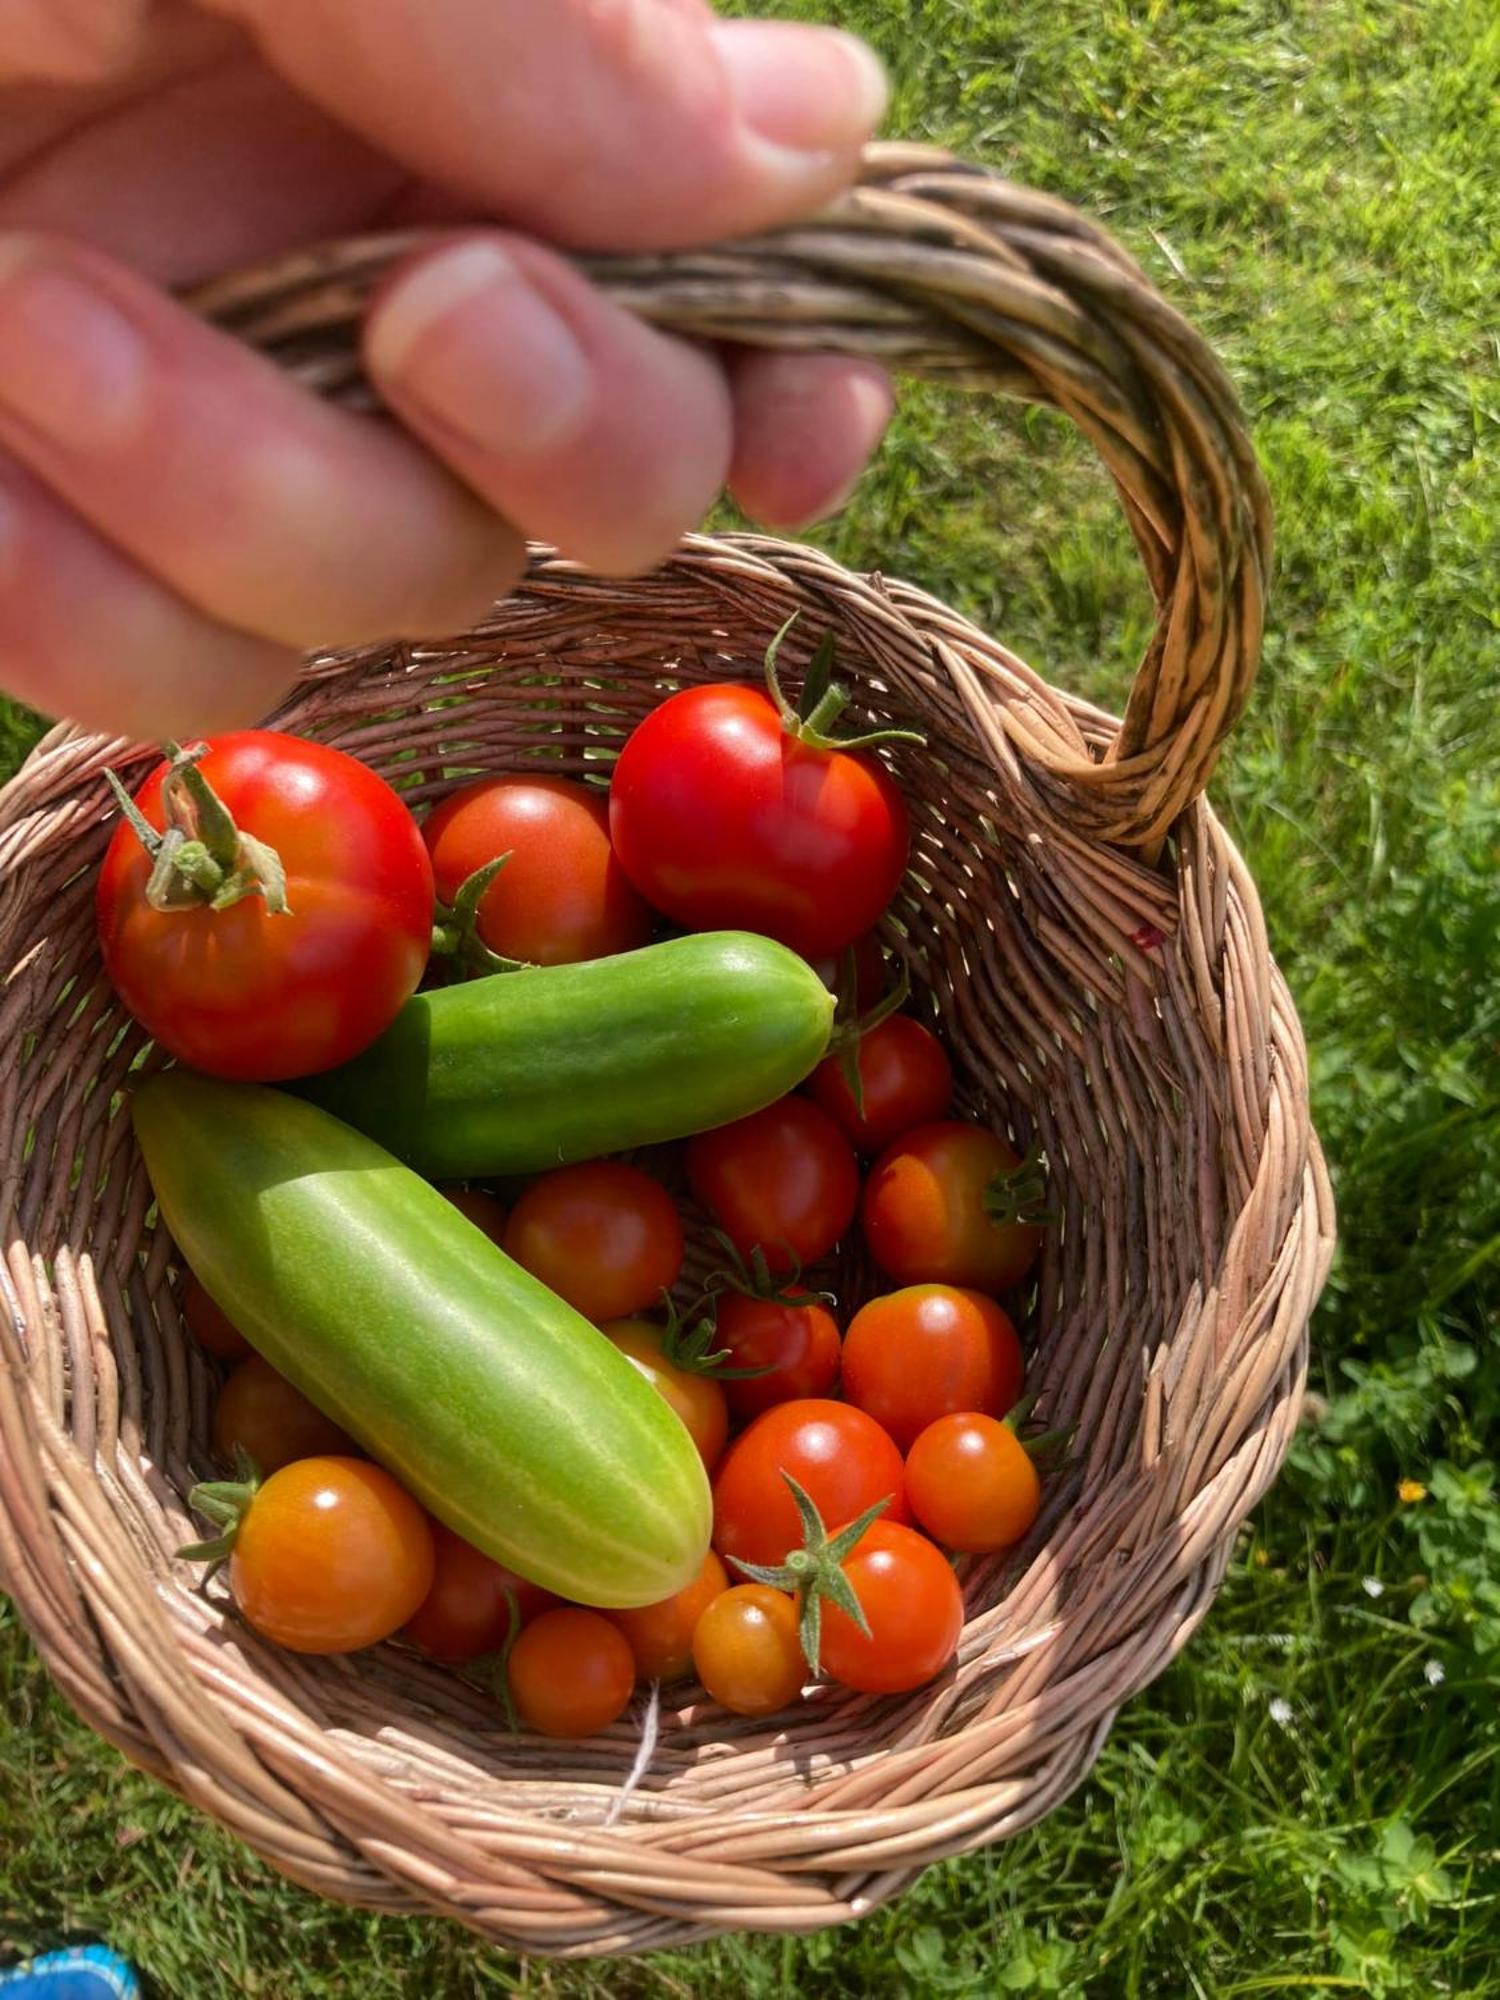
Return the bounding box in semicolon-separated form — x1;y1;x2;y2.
905;1412;1042;1554
808;1015;954;1154
97;732;433;1081
714;1290;842;1421
609;682;910;958
504;1162;683;1323
404;1523;557;1664
686;1097;858;1274
862;1120;1045;1293
609;1549;730;1683
818;1520;964;1694
602;1320;729;1471
441;1187;509;1243
841;1286;1024;1450
229;1457;434;1655
692;1585;805;1717
181;1271;250;1360
807;933;888;1014
507;1607;636;1738
424;774;652;967
213;1355;356;1474
712;1399;908;1570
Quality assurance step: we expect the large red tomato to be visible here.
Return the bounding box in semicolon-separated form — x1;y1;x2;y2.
424;774;652;968
609;676;912;958
97;733;432;1081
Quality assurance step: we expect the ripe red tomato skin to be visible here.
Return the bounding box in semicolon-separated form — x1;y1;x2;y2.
712;1399;908;1571
818;1520;964;1694
608;1549;730;1683
213;1355;356;1474
862;1120;1045;1293
507;1607;636;1739
686;1096;859;1274
609;683;910;958
440;1187;510;1243
807;933;888;1013
181;1271;251;1360
840;1285;1025;1450
97;732;433;1082
404;1523;556;1664
905;1412;1042;1554
503;1162;683;1323
423;774;652;966
807;1014;955;1153
714;1291;842;1421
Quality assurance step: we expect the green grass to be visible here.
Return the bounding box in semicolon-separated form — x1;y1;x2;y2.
3;0;1498;1991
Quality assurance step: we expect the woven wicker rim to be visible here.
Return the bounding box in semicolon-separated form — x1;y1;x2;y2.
0;145;1333;1956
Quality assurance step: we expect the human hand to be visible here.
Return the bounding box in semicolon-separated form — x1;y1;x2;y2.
0;1;892;737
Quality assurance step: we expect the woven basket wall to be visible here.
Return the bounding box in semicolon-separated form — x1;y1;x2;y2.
0;146;1334;1955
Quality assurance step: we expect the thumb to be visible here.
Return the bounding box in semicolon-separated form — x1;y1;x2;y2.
206;0;888;250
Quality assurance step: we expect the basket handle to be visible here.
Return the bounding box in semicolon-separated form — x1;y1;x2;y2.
185;142;1271;851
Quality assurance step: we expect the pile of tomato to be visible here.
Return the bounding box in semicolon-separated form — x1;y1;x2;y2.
108;631;1054;1738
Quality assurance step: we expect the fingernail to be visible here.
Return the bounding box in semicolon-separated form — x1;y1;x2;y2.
367;242;594;458
0;239;147;452
712;22;888;157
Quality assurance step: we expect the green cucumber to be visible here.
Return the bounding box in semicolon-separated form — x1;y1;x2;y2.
135;1072;711;1607
298;930;834;1179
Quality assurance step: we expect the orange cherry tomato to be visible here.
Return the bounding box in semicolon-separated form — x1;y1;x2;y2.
229;1457;434;1655
181;1271;250;1360
841;1285;1024;1450
807;1014;954;1154
507;1607;636;1738
818;1519;964;1694
712;1399;908;1570
441;1186;510;1243
601;1319;729;1471
213;1355;356;1474
404;1523;557;1664
609;1550;730;1683
504;1161;683;1323
692;1585;805;1717
862;1120;1045;1293
905;1412;1042;1554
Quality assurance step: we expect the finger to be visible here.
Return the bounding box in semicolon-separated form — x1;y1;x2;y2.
365;235;734;576
0;1;146;86
0;233;526;648
727;352;893;530
207;0;887;249
0;458;298;739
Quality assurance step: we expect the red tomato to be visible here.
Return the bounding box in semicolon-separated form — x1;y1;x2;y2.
905;1412;1042;1553
818;1519;964;1693
862;1120;1045;1293
213;1356;356;1474
424;774;652;967
507;1608;636;1738
713;1399;908;1570
97;732;433;1081
841;1285;1024;1450
686;1097;859;1274
441;1187;510;1243
807;933;888;1013
609;1550;730;1683
807;1015;954;1153
180;1271;250;1360
504;1162;682;1322
602;1319;729;1471
609;683;910;957
714;1290;842;1421
229;1457;434;1655
404;1523;556;1663
692;1585;805;1717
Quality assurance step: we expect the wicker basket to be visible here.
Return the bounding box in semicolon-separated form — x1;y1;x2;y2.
0;146;1333;1955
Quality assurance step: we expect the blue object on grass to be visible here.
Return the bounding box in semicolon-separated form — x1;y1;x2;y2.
0;1948;140;1999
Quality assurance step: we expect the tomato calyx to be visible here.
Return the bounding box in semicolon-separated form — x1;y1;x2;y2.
428;853;530;978
652;1291;775;1382
728;1474;888;1675
1004;1393;1073;1468
106;743;291;915
178;1445;262;1564
764;619;926;756
985;1145;1054;1230
702;1233;836;1312
823;961;913;1115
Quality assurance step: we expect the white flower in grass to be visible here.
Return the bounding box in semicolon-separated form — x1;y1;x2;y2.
1424;1659;1445;1686
1361;1576;1385;1599
1269;1696;1294;1727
